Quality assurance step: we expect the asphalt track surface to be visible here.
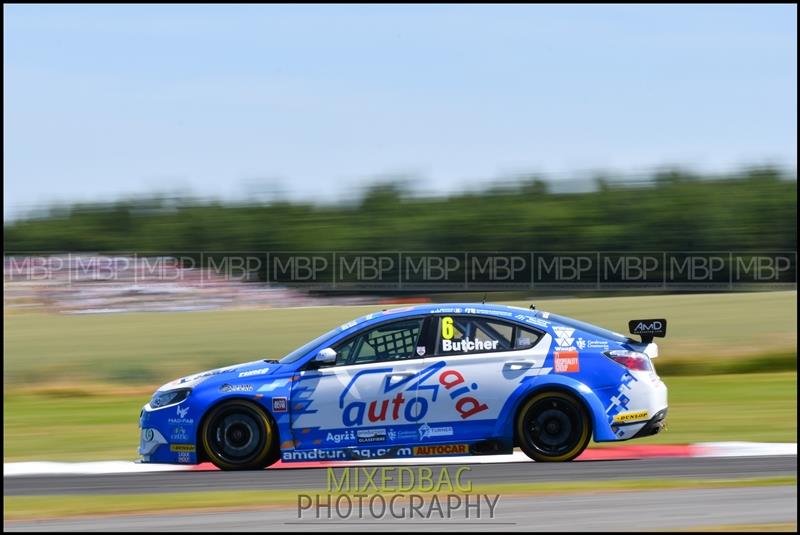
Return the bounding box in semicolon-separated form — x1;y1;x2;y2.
5;486;797;531
4;456;797;531
4;455;796;496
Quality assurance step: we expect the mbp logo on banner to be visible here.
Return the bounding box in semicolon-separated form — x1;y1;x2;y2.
335;253;400;289
665;253;730;289
466;253;531;289
533;253;598;289
269;253;334;288
202;252;265;285
733;252;797;286
401;254;465;290
599;253;664;289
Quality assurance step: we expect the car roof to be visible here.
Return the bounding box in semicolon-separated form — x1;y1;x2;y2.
355;303;629;342
353;302;540;325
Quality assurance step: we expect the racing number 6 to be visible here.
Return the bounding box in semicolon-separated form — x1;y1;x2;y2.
442;316;454;340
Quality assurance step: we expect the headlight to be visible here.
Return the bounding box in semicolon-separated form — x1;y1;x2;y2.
149;388;191;409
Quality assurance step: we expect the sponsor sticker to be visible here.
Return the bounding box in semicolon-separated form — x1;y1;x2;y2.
554;351;580;373
168;404;194;425
238;368;270;378
170;426;189;441
170;444;196;453
272;397;288;412
220;384;254;393
388;428;419;441
612;410;649;423
413;444;469;456
418;423;454;440
327;430;356;444
553;327;575;348
357;429;388;444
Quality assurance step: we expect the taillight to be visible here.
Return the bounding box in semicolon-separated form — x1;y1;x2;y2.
603;350;653;371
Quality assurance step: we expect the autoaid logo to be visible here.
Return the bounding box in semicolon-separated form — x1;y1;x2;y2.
339;361;488;427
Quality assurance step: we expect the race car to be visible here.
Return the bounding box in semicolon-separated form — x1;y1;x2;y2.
139;304;668;469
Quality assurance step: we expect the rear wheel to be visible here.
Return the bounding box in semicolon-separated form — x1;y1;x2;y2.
201;400;278;470
516;391;591;462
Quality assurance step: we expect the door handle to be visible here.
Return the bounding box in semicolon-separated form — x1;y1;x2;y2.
386;371;415;378
504;360;534;369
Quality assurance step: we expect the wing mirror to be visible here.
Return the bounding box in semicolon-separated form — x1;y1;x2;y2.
313;347;337;367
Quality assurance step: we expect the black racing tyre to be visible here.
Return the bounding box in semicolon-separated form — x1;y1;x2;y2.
516;391;591;462
201;400;278;470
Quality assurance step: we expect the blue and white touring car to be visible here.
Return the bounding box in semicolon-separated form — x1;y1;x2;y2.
139;304;668;469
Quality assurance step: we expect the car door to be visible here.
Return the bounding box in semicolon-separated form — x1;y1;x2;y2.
289;317;432;454
417;314;550;444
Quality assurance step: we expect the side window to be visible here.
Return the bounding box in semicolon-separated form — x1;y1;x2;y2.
332;319;425;366
514;326;543;349
438;316;542;355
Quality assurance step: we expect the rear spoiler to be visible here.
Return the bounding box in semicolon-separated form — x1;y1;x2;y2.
628;319;667;344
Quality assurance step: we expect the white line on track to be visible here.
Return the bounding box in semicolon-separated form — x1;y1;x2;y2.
4;442;795;477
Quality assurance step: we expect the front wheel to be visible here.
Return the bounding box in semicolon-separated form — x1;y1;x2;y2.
516;391;591;462
201;400;278;470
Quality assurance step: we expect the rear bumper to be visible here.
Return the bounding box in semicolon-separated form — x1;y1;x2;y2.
631;408;668;439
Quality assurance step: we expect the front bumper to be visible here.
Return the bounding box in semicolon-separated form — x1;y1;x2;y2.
139;403;199;464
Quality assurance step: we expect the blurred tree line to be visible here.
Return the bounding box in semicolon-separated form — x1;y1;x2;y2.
4;167;796;254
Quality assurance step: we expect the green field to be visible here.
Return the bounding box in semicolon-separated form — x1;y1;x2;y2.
3;291;797;461
4;291;797;387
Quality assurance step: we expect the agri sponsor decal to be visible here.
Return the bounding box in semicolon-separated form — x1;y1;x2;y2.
327;430;355;444
321;428;390;445
554;351;580;373
413;444;469;456
340;361;488;427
